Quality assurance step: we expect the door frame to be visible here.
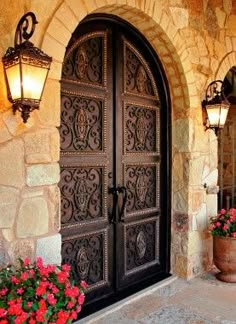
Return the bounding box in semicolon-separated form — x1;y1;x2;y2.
60;13;172;318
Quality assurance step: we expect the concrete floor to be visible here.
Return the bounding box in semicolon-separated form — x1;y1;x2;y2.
77;272;236;324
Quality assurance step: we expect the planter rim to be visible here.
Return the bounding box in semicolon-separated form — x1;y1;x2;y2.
213;235;236;240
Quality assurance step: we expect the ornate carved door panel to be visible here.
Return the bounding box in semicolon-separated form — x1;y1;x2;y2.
60;18;170;306
115;35;162;289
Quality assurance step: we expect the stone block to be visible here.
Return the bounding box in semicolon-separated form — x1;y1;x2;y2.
173;187;189;214
17;198;49;238
0;240;9;265
169;7;189;29
38;79;60;127
0;186;19;228
202;168;218;187
191;191;203;212
3;110;35;135
2;229;15;242
0;118;12;143
189;156;205;186
55;2;78;33
24;128;59;163
36;234;61;265
215;8;227;28
206;194;218;217
22;188;44;199
26;163;60;187
65;0;88;21
0;139;25;188
46;185;61;232
9;240;34;264
175;255;189;278
41;34;65;63
195;203;207;231
47;17;71;47
173;119;194;153
173;212;189;232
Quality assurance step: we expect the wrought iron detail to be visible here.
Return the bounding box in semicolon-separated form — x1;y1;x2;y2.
136;172;147;203
60;93;104;152
62;230;108;288
136;230;146;259
125;220;157;272
62;33;106;87
124;40;158;98
76;106;89;142
60;166;105;225
76;247;90;279
125;104;157;152
125;165;158;213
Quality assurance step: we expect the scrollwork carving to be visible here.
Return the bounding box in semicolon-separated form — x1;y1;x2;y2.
126;222;156;271
125;45;154;96
62;233;105;285
62;36;103;85
60;167;104;224
126;165;157;213
126;104;156;152
60;94;103;152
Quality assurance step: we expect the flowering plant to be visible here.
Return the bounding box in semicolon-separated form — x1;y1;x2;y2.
0;257;88;324
209;208;236;237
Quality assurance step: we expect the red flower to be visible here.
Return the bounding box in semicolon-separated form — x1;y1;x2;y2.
0;289;8;296
14;312;27;324
62;264;71;272
65;286;79;298
80;280;88;289
47;293;57;305
23;258;30;266
17;288;24;295
232;232;236;238
78;293;85;305
57;271;69;284
56;310;69;324
0;308;7;318
223;224;229;231
36;257;43;268
20;272;28;281
11;276;20;284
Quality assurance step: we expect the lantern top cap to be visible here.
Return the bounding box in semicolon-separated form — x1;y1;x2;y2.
204;79;230;106
2;12;52;64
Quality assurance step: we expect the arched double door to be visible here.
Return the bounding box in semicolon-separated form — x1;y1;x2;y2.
59;16;170;310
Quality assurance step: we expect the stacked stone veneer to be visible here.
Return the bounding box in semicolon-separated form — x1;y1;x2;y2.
0;0;235;278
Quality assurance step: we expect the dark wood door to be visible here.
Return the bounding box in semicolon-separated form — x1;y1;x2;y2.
60;17;170;307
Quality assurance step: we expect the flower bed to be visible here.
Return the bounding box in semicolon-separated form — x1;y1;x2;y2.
0;257;87;323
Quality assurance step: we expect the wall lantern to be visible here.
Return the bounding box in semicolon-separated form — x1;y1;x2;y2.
2;12;52;123
202;80;230;136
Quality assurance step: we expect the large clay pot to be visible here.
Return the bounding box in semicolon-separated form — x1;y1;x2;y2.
213;236;236;282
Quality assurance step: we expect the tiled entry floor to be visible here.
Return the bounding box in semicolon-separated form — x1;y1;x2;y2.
77;272;236;324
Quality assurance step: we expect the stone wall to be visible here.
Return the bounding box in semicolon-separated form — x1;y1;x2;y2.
0;0;235;279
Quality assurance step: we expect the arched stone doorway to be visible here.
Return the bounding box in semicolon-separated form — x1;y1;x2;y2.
41;1;195;282
59;15;171;311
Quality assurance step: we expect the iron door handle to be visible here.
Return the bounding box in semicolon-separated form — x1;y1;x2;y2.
108;186;118;224
108;185;127;223
117;186;127;223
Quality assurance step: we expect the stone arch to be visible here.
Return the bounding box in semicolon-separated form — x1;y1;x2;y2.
215;51;236;80
40;0;197;277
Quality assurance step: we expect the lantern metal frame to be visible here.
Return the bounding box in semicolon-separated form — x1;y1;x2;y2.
202;80;230;136
2;12;52;123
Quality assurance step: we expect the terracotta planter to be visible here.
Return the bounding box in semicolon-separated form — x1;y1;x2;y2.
213;235;236;282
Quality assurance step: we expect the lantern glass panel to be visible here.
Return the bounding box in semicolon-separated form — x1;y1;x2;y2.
21;62;48;100
5;63;21;100
206;103;229;128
